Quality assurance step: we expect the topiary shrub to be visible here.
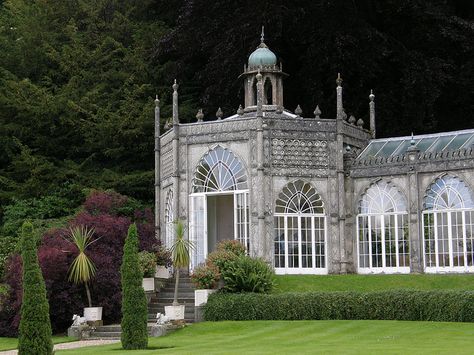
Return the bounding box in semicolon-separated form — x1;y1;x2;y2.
191;263;221;289
18;221;53;355
121;223;148;350
221;256;274;293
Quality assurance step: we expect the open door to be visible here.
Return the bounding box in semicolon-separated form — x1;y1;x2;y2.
189;194;206;270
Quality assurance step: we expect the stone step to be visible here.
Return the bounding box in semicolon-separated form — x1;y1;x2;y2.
91;331;122;338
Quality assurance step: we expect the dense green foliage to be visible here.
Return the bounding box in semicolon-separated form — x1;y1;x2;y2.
0;0;472;235
221;256;274;293
273;274;474;293
44;320;474;354
18;222;53;355
204;290;474;322
191;263;220;289
120;223;148;350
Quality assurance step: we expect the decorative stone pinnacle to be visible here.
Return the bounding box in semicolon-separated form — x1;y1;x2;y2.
295;104;303;117
369;89;375;101
349;115;356;125
345;145;351;152
154;95;160;106
196;108;204;122
172;79;178;91
261;25;265;43
314;105;321;119
357;118;364;127
237;105;244;116
342;108;347;121
256;70;263;81
336;73;343;87
216;107;223;120
410;132;415;145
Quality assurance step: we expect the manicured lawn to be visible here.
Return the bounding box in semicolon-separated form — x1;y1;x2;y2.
58;320;474;354
273;274;474;293
0;336;74;351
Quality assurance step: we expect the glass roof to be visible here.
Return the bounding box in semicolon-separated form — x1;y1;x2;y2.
358;129;474;159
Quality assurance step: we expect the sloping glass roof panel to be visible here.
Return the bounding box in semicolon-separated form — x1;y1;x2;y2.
357;129;474;160
415;137;437;151
379;140;404;156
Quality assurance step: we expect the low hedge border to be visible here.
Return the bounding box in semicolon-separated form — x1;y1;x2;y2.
204;290;474;322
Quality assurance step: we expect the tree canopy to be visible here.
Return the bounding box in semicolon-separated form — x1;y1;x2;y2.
0;0;473;226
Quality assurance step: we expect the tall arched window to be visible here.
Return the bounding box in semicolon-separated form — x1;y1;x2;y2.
423;175;474;272
164;189;174;249
357;181;409;273
192;146;248;193
274;180;326;274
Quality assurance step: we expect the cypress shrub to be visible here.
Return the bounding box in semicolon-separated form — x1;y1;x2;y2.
204;290;474;323
18;221;53;355
120;223;148;350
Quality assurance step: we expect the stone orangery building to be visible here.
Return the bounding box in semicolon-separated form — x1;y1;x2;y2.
154;34;474;275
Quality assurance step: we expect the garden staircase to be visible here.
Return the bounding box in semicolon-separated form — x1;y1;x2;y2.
148;271;196;323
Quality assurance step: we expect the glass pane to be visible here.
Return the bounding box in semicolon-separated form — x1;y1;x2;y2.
428;136;456;152
360;141;387;158
444;133;472;151
379;140;404;156
415;137;437;152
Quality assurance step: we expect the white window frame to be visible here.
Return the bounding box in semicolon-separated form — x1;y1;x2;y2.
356;212;410;274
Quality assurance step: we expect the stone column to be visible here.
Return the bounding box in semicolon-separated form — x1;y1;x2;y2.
407;147;423;273
172;80;180;221
154;96;161;241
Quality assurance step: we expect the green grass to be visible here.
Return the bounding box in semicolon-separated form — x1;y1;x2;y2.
57;320;474;354
273;274;474;293
0;335;75;351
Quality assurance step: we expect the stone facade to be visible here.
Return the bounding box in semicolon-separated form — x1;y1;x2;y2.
155;37;474;275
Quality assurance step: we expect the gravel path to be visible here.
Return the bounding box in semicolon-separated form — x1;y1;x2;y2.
0;339;120;354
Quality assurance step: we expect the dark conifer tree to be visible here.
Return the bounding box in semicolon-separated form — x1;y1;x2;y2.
121;223;148;349
18;221;53;355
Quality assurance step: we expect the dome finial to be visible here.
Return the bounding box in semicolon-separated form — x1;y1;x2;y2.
261;25;265;43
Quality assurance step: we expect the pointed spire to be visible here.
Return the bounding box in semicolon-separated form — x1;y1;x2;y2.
336;73;343;120
261;25;265;43
410;132;415;145
369;89;376;138
196;108;204;122
314;105;321;119
155;94;160;107
216;107;223;120
237;104;244;116
154;95;160;137
336;72;343;87
172;79;179;125
295;104;303;118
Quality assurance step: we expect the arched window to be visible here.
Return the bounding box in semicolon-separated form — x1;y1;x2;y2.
192;146;248;193
264;77;273;105
357;181;409;273
164;189;174;249
274;180;326;274
423;175;474;272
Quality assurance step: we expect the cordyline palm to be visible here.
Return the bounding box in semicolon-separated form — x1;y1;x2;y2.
68;226;96;308
170;219;193;306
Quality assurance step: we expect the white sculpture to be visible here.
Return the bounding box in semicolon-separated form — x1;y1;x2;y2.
155;312;170;325
72;314;87;326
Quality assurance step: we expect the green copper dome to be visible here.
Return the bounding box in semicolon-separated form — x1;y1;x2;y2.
248;43;277;67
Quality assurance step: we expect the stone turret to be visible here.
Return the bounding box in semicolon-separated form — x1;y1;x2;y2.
240;27;287;110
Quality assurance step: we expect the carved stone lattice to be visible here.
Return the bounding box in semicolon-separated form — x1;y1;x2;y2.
161;149;173;179
271;139;329;170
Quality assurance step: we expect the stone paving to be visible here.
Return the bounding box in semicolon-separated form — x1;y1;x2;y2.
0;339;120;354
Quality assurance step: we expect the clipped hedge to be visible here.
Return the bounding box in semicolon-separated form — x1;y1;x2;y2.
204;290;474;323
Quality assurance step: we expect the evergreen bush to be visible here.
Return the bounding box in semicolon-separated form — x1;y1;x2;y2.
221;256;274;293
204;290;474;322
121;223;148;350
18;221;53;355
